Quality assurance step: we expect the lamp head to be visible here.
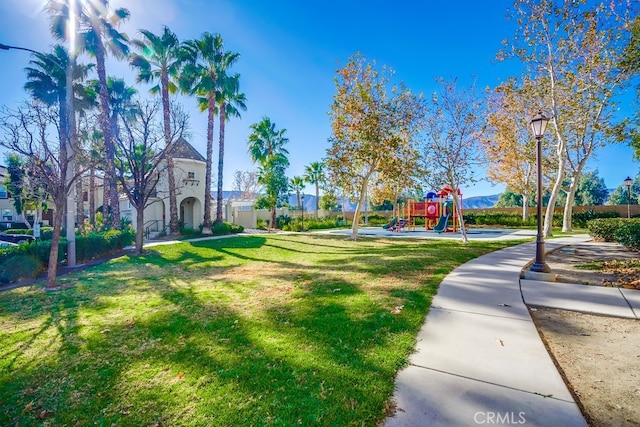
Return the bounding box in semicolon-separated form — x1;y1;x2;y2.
624;176;633;188
530;110;550;138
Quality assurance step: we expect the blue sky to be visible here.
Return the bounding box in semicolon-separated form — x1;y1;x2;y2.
0;0;637;198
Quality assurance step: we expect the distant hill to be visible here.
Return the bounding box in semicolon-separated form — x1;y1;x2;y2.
219;191;499;211
462;194;499;209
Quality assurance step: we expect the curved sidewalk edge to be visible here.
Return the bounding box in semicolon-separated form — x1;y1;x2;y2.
384;236;590;427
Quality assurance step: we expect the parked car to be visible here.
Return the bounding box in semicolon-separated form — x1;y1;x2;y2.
0;241;18;248
0;232;34;244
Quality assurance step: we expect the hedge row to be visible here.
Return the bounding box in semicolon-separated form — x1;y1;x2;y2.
587;218;640;250
0;229;134;283
463;209;619;228
4;227;55;240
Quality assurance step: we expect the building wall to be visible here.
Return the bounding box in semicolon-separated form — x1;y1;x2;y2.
120;157;207;232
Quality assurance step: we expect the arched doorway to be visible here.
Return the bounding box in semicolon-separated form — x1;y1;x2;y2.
179;197;201;230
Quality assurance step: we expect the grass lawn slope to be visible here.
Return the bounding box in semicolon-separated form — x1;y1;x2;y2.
0;234;521;426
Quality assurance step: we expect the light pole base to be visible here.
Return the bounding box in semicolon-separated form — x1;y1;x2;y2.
523;269;556;282
529;261;551;273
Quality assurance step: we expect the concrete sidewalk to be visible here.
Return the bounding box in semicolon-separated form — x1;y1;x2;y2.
521;279;639;319
384;237;591;427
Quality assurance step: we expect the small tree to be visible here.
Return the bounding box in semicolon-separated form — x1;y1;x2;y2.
0;101;85;287
327;53;426;240
608;175;639;206
303;161;324;216
255;156;289;227
289;176;305;209
247;117;289;229
419;78;486;243
482;77;554;221
114;98;189;253
574;170;609;206
232;170;261;200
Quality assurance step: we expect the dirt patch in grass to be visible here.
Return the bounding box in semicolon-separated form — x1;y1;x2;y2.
531;242;640;426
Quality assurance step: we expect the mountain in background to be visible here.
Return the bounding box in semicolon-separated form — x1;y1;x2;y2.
219;192;499;211
462;194;499;209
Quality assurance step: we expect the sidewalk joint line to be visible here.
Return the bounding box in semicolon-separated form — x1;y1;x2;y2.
408;363;576;404
618;288;639;319
432;306;532;322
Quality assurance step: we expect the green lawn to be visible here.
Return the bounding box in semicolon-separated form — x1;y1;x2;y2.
0;234;522;426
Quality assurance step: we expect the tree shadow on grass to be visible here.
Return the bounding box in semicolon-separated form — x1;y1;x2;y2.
0;234;514;425
0;248;435;426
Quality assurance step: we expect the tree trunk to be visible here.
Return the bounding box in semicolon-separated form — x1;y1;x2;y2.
89;166;96;225
160;71;179;235
216;102;227;224
110;176;120;228
46;204;65;288
76;178;84;227
201;99;215;235
522;193;530;222
95;42;118;229
270;206;277;231
450;188;468;243
543;145;566;237
315;181;319;217
342;195;347;222
135;203;145;254
351;175;371;240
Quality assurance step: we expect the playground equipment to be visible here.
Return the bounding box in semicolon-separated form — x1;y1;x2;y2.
383;186;462;233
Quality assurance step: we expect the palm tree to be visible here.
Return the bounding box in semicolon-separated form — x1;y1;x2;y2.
130;26;184;235
181;33;240;233
290;176;305;209
304;161;324;216
46;0;130;229
248;117;290;164
247;117;289;228
24;44;93;152
87;77;137;221
215;73;246;223
23;44;95;286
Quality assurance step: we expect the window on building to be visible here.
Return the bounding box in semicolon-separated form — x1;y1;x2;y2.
0;185;7;199
188;172;195;179
2;209;12;221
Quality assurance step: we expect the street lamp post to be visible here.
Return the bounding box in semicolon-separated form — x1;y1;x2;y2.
301;193;305;232
1;42;76;267
624;176;633;219
529;110;550;274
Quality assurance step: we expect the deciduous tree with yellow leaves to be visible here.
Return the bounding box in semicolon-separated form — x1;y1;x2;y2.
500;0;638;235
327;53;426;240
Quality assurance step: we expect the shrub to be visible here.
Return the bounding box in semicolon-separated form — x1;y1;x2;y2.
364;214;389;226
0;229;135;283
257;219;269;230
586;218;631;242
180;226;198;236
614;222;640;251
282;216;345;231
211;222;244;235
0;254;41;283
306;217;346;230
571;210;619;228
463;212;538;227
75;229;134;261
5;227;55;240
277;215;291;229
0;239;65;283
